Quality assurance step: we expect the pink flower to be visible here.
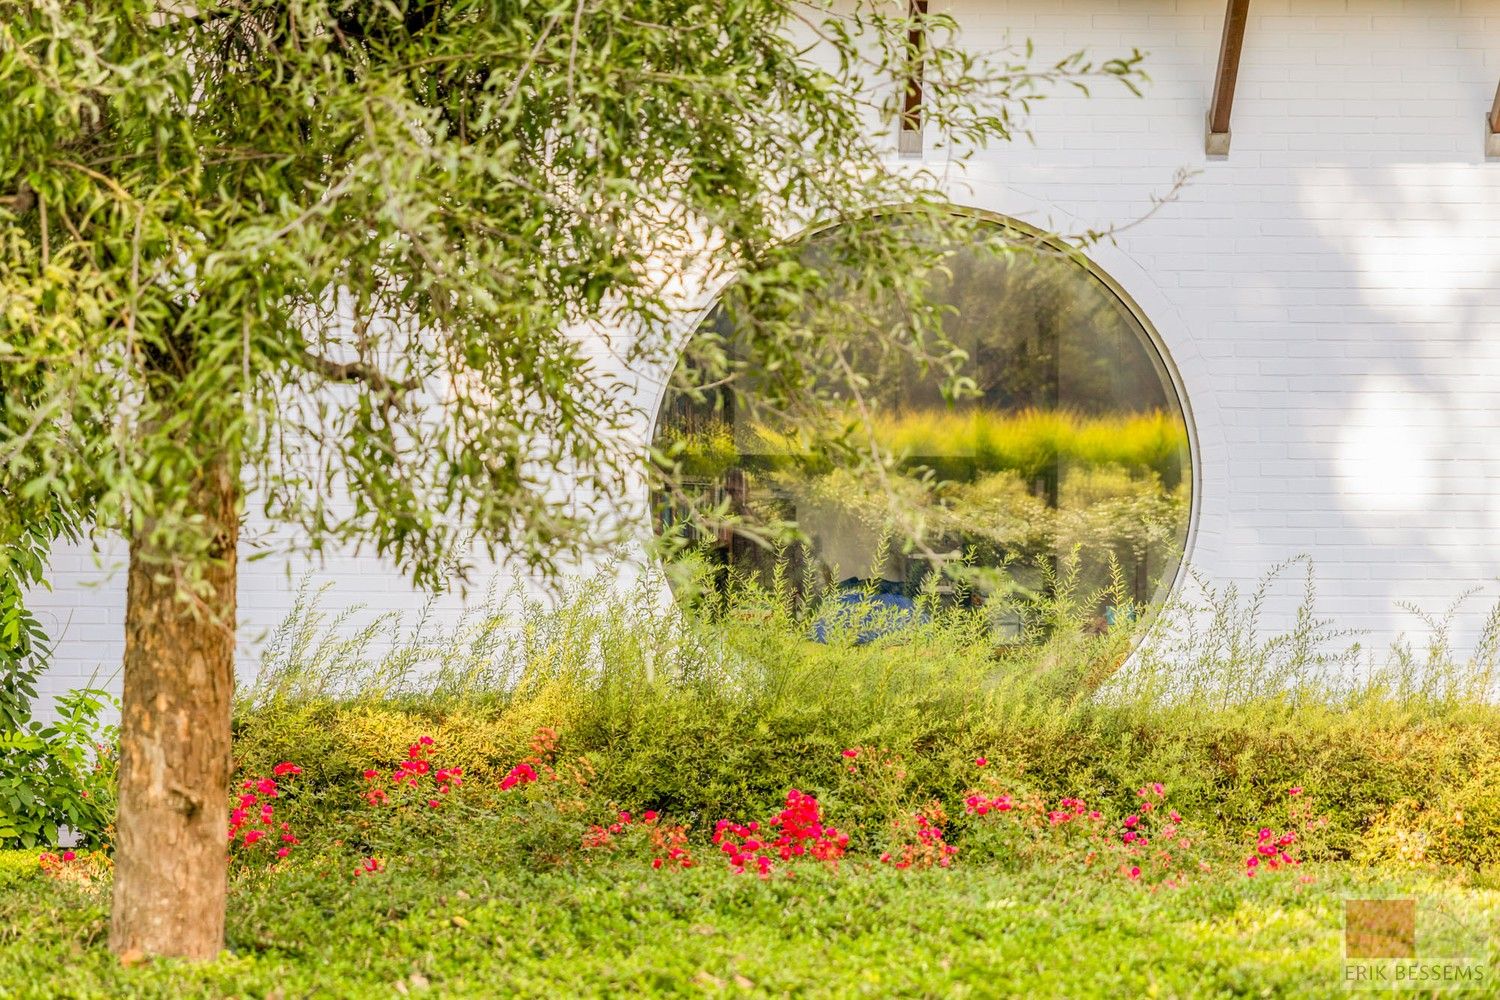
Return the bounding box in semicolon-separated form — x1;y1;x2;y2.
842;749;858;758
500;763;538;790
61;851;76;863
273;762;302;777
974;757;988;768
643;811;659;823
1152;782;1165;796
1127;866;1141;880
362;769;379;781
1123;815;1139;828
419;736;435;746
242;830;265;846
276;847;290;858
652;858;663;869
1288;786;1303;797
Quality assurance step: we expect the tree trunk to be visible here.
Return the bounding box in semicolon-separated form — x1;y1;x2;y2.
109;455;239;960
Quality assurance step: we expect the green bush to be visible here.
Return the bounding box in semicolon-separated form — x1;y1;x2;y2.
0;848;42;884
0;489;114;850
0;487;75;734
0;687;116;848
230;562;1500;870
666;407;1191;486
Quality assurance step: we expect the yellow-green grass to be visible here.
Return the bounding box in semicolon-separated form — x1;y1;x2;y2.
661;408;1189;485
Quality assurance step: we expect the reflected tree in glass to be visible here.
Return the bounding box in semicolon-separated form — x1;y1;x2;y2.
652;216;1191;635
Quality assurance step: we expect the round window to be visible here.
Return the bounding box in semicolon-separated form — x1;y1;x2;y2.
652;215;1192;631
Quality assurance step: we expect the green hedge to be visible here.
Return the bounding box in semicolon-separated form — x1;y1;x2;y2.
231;564;1500;870
233;684;1500;868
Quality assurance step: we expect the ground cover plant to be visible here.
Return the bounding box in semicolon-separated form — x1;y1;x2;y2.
5;846;1498;998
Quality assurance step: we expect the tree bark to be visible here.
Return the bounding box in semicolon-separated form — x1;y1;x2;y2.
109;455;238;960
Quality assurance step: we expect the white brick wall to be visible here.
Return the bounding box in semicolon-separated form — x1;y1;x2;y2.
27;0;1500;709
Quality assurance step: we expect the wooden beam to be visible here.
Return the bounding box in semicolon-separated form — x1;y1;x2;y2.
1488;80;1500;158
1206;0;1250;156
899;0;927;156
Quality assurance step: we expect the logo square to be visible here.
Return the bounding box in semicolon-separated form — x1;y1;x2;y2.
1345;899;1417;959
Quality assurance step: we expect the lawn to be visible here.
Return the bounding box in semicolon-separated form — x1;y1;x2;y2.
4;854;1495;998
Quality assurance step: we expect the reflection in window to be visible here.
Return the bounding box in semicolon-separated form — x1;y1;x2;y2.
653;216;1191;634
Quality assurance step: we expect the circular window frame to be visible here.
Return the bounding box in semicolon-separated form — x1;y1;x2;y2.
644;204;1202;620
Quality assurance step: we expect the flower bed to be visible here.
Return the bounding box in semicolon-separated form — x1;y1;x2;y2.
187;727;1346;896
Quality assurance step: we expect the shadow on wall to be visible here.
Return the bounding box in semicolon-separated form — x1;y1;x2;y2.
1168;161;1500;654
1275;163;1500;653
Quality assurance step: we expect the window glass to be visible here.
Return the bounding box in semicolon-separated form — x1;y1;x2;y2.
653;217;1192;631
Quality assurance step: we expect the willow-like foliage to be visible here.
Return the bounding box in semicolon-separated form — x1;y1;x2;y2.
1;0;1142;587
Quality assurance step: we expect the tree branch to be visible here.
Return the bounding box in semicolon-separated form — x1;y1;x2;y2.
301;353;417;394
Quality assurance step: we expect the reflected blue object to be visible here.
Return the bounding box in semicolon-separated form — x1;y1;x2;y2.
813;579;922;644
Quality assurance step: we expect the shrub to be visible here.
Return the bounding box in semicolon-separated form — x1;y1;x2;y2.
230;562;1500;872
0;500;115;850
710;789;849;878
1357;765;1500;870
228;762;305;864
666;408;1190;486
0;688;115;848
0;497;75;734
